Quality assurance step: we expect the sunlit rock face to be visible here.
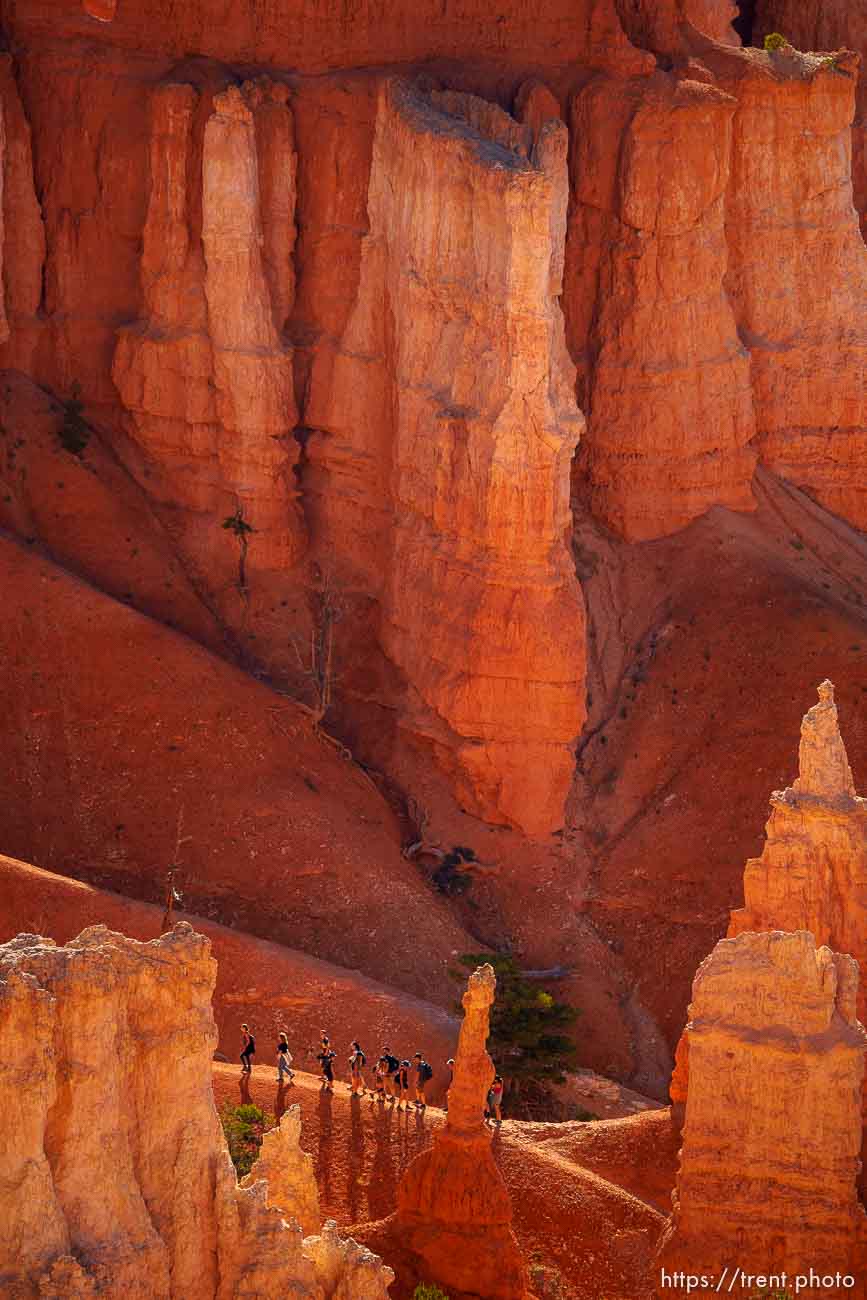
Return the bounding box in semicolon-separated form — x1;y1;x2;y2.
657;930;867;1295
0;922;393;1299
306;77;586;836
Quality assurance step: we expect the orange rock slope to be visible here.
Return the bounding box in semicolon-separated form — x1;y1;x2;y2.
0;853;460;1093
657;931;867;1295
0;534;475;1005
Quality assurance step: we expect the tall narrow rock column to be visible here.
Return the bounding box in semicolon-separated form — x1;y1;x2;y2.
656;931;867;1294
395;963;527;1299
306;77;586;835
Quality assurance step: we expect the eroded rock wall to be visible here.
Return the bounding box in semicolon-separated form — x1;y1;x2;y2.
754;1;867;240
670;682;867;1136
0;922;394;1299
112;74;306;658
709;40;867;533
656;930;867;1293
307;77;586;835
566;71;757;540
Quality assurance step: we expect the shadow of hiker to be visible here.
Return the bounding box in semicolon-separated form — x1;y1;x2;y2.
275;1079;289;1120
317;1086;334;1209
238;1072;251;1105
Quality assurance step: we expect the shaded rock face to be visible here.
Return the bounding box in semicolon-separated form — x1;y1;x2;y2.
395;963;527;1299
112;76;306;655
566;71;757;540
711;40;867;534
656;930;867;1293
307;77;586;835
0;922;393;1299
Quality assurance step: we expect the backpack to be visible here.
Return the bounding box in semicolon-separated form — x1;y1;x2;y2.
385;1054;399;1073
247;1035;256;1053
355;1050;366;1067
421;1061;433;1082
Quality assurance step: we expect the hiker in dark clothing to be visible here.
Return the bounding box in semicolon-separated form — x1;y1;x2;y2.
382;1045;400;1104
240;1024;255;1074
316;1044;336;1090
396;1059;411;1111
413;1051;432;1108
373;1055;388;1103
486;1074;504;1126
349;1041;367;1095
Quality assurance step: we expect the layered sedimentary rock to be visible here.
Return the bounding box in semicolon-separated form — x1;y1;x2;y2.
112;76;305;630
0;922;393;1298
306;77;586;835
243;1104;320;1238
566;71;757;540
657;930;867;1291
755;1;867;241
706;38;867;532
0;54;45;370
395;963;527;1299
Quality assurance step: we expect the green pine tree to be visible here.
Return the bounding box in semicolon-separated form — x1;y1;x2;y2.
450;953;579;1109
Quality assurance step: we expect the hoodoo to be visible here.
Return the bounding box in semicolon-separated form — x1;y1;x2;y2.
392;963;528;1298
672;681;867;1107
657;930;867;1293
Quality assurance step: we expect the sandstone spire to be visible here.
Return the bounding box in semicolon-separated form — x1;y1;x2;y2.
394;961;527;1299
0;922;393;1298
657;931;867;1293
792;679;856;802
445;961;497;1138
672;681;867;1109
242;1103;320;1238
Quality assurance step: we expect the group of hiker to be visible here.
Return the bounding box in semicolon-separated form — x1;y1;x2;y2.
238;1024;505;1123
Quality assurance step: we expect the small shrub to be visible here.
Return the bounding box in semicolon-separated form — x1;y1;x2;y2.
413;1286;451;1300
433;851;472;896
764;32;788;52
219;1101;274;1179
58;384;90;457
222;507;256;589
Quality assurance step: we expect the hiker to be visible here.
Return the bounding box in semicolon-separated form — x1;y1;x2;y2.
487;1074;504;1126
316;1042;336;1091
349;1040;367;1095
413;1051;432;1109
373;1054;388;1103
240;1024;255;1074
444;1057;454;1111
396;1059;411;1110
276;1032;294;1084
382;1045;400;1103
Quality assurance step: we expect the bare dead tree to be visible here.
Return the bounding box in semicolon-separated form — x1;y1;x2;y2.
291;564;346;736
161;807;191;933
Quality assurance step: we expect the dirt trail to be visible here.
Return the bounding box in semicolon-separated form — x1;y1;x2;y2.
212;1063;669;1299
